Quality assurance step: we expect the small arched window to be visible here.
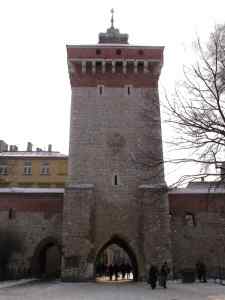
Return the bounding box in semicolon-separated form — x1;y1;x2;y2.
112;174;120;186
124;85;132;96
184;212;196;227
116;49;122;55
9;208;16;220
97;85;104;96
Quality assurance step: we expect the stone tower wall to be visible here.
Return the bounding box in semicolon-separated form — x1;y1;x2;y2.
62;44;171;281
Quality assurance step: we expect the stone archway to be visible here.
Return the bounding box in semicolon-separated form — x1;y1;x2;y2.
95;235;138;281
31;237;61;278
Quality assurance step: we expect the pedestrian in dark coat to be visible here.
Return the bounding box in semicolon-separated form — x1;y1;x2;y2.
196;261;207;282
201;262;207;282
114;263;119;280
109;264;114;281
159;262;170;288
148;265;158;289
121;263;126;279
125;263;132;279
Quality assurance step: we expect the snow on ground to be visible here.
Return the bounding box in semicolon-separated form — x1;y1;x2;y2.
0;280;225;300
0;278;36;289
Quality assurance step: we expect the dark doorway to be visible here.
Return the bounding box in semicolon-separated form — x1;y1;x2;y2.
31;237;61;279
95;236;138;282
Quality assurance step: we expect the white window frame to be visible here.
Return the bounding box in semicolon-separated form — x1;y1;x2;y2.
40;161;49;175
0;165;8;175
23;161;32;176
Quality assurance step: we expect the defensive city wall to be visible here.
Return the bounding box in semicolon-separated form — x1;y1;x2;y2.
0;188;224;279
1;18;224;281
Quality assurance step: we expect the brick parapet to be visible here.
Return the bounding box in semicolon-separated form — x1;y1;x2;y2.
0;193;63;212
67;45;164;61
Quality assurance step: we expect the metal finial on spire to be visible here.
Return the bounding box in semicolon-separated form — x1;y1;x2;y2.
98;9;128;44
110;8;114;28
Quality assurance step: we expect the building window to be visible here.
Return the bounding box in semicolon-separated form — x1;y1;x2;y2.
138;49;144;55
112;174;120;186
0;163;8;175
116;49;122;55
125;85;132;96
98;85;104;96
184;212;196;227
40;161;49;175
8;208;16;220
23;161;32;176
96;49;101;55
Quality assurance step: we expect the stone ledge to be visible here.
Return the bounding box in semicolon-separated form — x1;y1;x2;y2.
138;183;168;191
66;184;94;190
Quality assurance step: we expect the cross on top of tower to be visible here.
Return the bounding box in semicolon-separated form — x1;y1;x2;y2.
110;8;114;28
98;10;129;44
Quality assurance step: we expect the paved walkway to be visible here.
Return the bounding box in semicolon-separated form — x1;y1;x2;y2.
0;280;225;300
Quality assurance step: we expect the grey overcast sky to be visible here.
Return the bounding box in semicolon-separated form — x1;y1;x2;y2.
0;0;224;182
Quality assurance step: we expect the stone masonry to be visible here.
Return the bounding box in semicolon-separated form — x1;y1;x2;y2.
61;23;171;281
1;21;225;282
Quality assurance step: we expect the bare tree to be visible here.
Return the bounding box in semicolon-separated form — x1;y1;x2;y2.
164;24;225;186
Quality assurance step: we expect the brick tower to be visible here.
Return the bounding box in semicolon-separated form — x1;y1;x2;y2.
62;13;171;281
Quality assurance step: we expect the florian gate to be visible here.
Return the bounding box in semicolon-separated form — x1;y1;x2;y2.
0;18;224;282
61;22;171;281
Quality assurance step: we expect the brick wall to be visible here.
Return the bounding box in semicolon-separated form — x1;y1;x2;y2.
169;192;225;276
0;192;63;278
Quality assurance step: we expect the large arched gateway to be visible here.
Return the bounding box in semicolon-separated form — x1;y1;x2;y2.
95;235;138;282
31;237;61;278
61;17;171;281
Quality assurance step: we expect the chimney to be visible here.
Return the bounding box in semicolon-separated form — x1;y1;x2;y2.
9;145;18;152
48;144;52;152
27;142;33;152
0;140;8;152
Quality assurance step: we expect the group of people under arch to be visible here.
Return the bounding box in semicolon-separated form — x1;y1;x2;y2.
96;262;133;281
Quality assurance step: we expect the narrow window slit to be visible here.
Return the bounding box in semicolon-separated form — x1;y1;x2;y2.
114;175;118;186
98;85;104;96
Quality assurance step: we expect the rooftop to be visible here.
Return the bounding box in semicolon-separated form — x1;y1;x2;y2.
0;151;67;158
0;187;65;194
170;181;225;194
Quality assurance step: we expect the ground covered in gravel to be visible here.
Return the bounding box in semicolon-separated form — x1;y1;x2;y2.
0;280;225;300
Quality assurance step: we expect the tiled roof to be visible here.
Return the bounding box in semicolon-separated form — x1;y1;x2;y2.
170;181;225;194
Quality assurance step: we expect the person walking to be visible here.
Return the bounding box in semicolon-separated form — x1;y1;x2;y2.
159;262;170;288
196;260;207;283
114;263;119;281
121;263;126;280
201;262;207;283
109;264;114;281
148;265;158;289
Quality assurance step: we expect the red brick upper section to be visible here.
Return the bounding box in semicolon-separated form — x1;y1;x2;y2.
0;193;63;213
0;190;224;215
67;45;164;60
169;192;225;215
67;45;164;87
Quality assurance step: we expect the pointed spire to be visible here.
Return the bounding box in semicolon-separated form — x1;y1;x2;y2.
98;10;129;44
110;8;114;28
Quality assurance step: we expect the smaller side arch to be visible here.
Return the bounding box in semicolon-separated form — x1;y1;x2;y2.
95;235;139;281
31;237;61;278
